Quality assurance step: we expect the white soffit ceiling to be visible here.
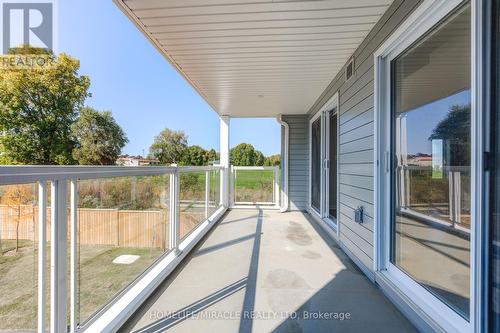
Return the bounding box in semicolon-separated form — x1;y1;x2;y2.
115;0;393;117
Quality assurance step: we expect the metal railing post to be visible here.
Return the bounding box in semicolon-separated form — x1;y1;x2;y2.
169;172;180;252
274;166;280;208
230;166;235;207
38;182;47;333
50;180;68;333
205;170;210;219
70;179;78;333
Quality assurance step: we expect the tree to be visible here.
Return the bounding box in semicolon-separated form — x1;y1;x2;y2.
0;185;34;253
230;143;265;166
71;107;128;165
149;129;188;165
429;104;471;166
205;149;219;164
264;154;281;167
181;145;208;166
0;46;90;164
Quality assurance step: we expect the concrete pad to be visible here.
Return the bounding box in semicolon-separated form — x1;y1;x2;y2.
113;255;140;265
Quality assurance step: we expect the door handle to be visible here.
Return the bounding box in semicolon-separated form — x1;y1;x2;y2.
385;151;390;173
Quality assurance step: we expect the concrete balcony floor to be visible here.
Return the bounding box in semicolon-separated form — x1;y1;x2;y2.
119;209;417;333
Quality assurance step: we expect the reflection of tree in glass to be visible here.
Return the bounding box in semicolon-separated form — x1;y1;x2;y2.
428;104;471;166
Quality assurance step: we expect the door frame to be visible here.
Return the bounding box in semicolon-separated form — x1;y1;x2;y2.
373;0;484;332
308;92;339;234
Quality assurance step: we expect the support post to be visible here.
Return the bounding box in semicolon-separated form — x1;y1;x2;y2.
169;172;180;252
220;115;230;208
274;166;280;208
38;182;47;333
205;170;210;218
70;179;78;333
50;180;68;333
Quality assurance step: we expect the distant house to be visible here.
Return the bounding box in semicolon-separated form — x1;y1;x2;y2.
116;155;160;166
407;154;433;167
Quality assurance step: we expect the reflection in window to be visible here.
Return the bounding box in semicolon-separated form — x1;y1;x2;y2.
311;117;321;212
390;3;471;318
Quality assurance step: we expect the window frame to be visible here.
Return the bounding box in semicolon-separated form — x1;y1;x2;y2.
373;0;484;332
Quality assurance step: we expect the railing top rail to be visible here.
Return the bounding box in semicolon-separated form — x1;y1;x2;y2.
232;166;279;170
0;165;223;185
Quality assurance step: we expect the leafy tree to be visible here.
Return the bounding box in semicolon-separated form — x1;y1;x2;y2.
429;104;471;166
181;145;208;166
0;185;34;252
0;46;90;164
264;154;281;167
149;129;188;165
230;143;265;166
205;149;219;164
71;107;128;165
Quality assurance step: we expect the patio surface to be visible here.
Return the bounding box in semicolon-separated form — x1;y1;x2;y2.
119;209;417;333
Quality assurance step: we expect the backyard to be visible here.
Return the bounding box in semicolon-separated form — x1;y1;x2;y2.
0;239;163;331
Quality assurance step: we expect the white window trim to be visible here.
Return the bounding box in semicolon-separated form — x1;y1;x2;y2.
308;92;340;237
373;0;483;332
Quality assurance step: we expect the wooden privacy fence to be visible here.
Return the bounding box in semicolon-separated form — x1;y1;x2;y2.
0;205;204;249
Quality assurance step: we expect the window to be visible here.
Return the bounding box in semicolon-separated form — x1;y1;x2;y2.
311;116;322;213
390;2;471;319
328;109;338;220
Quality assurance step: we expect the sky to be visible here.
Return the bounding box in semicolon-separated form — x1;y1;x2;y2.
57;0;281;157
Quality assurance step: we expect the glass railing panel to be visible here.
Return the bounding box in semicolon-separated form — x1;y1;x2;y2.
234;168;276;205
0;183;39;331
209;169;221;216
76;175;169;325
179;171;206;240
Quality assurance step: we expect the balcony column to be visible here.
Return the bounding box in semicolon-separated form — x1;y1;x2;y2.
220;115;230;207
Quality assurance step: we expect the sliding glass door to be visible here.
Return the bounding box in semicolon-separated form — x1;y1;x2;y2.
390;2;471;318
309;98;338;227
489;0;500;330
377;0;473;325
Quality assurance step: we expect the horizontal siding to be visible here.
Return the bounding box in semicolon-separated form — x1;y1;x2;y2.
282;115;308;211
303;0;423;274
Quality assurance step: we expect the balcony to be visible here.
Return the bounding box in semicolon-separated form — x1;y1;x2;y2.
0;165;415;333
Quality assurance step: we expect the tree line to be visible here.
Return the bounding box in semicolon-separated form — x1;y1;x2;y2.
148;129;280;167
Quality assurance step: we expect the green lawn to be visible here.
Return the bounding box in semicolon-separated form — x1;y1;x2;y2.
0;240;163;331
234;169;277;203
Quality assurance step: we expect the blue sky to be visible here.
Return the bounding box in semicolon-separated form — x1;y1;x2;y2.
58;0;280;157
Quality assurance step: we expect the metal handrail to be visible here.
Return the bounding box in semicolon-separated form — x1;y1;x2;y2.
0;165;223;185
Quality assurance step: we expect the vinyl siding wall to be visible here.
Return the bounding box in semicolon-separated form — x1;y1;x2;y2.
284;0;423;274
282;115;308;211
